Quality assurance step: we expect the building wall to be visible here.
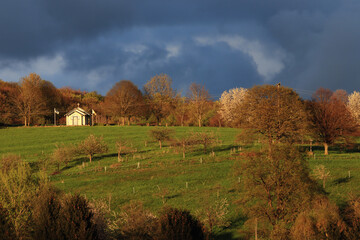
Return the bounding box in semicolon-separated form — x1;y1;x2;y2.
66;112;88;126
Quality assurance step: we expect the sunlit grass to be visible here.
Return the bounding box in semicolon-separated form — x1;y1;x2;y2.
1;125;360;239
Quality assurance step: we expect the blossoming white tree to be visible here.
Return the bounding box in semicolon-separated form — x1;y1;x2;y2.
218;87;247;126
347;91;360;124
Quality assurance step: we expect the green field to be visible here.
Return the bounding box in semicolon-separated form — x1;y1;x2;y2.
1;126;360;239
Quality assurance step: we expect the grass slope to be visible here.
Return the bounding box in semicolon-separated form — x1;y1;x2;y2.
1;125;360;239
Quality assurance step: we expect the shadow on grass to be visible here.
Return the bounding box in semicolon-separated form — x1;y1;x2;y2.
331;176;352;186
300;143;360;154
165;193;181;200
213;214;247;240
214;232;237;240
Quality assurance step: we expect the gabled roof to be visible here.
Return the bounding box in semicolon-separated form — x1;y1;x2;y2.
65;107;91;116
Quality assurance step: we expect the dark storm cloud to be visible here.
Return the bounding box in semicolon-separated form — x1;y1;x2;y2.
0;0;359;97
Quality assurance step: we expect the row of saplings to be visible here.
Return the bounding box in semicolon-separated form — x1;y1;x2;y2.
50;128;218;173
0;159;208;240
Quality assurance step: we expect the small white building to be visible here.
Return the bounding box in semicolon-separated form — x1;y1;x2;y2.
65;107;91;126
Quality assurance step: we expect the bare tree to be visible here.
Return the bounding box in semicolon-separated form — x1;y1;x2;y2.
187;83;211;127
191;131;216;153
173;97;189;127
172;135;197;159
115;138;134;161
144;74;176;125
14;73;46;126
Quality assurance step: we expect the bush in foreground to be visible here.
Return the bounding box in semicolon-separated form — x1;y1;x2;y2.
157;207;206;240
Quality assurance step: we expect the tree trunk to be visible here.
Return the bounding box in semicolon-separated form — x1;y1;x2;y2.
198;117;201;127
122;117;125;126
24;117;27;126
159;140;162;149
183;150;185;159
324;143;329;155
255;218;258;240
89;155;92;162
127;117;130;126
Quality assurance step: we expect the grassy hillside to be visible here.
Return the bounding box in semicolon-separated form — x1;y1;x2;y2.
1;125;360;239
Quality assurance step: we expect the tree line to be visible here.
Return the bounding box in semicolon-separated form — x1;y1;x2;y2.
0;73;216;127
1;72;360;154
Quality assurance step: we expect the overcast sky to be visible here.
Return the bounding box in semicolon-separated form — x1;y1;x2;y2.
0;0;359;98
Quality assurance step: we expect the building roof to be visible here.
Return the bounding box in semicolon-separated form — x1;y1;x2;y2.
64;107;91;116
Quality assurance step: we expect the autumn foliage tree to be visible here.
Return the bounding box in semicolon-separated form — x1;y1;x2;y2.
238;85;307;148
104;80;143;125
13;73;62;126
77;135;108;162
238;145;318;239
0;80;19;125
149;128;174;149
306;88;357;155
51;144;76;172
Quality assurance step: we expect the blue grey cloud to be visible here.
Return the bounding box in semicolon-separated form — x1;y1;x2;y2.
0;0;358;97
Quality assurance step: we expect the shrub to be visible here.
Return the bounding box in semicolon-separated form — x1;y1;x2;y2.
52;144;77;171
149;128;174;149
0;154;21;173
291;195;346;240
157;207;205;240
0;161;37;239
111;201;157;240
31;186;62;239
343;195;360;239
59;194;100;240
196;198;230;235
77;134;108;162
0;204;15;240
